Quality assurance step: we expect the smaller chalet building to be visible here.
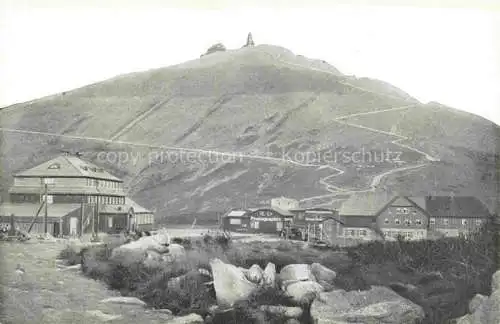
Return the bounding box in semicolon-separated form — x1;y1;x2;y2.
338;192;492;241
223;207;294;234
425;196;491;237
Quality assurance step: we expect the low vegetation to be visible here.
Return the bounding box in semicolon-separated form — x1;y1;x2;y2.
59;224;498;324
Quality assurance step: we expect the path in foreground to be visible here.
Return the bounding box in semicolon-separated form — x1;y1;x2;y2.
0;241;175;324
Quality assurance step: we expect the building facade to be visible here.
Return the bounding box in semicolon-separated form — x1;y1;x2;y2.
425;196;490;237
338;192;492;242
0;154;154;236
222;207;294;234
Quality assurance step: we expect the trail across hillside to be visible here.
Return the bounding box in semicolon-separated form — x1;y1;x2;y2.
0;51;440;207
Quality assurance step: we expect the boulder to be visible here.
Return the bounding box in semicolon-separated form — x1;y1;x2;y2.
491;270;500;291
100;296;147;307
310;263;336;291
166;313;204;324
469;294;488;314
247;264;264;284
85;310;122;321
262;262;277;287
471;290;500;324
311;286;425;324
210;258;258;308
455;314;473;324
279;264;316;282
112;232;170;256
166;243;186;259
285;280;324;306
285;320;301;324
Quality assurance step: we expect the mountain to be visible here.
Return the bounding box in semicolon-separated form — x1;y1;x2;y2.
1;44;498;221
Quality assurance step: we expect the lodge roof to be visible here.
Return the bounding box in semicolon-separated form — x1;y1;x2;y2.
0;203;81;218
425;196;491;218
14;155;122;182
339;192;491;219
249;206;294;217
339;191;394;216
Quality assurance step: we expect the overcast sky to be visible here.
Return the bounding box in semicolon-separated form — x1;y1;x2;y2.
1;2;499;125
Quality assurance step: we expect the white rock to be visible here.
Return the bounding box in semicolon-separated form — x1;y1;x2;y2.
279;264;316;282
247;264;264;284
311;286;425;324
285;280;324;306
86;310;122;322
491;270;500;291
469;294;488;314
262;263;276;287
210;258;257;308
167;313;204;324
113;232;170;256
100;296;147;307
58;264;82;272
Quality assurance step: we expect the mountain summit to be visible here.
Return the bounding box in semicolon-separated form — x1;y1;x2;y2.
1;44;498;220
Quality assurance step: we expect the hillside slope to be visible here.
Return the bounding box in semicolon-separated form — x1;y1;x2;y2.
1;44;498;219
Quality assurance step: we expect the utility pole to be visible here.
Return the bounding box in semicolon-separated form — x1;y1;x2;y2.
9;213;15;236
44;183;48;234
80;199;84;237
96;197;100;237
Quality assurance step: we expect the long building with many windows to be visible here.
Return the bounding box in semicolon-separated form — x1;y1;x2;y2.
337;192;492;242
0;154;154;236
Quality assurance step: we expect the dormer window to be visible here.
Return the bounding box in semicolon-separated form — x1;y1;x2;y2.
81;165;88;171
48;163;60;169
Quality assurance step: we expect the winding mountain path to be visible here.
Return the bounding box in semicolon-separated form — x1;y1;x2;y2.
0;52;440;207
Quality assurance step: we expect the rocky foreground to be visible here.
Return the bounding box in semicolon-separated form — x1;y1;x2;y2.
72;231;499;324
5;228;497;324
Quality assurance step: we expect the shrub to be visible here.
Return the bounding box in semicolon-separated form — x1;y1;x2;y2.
58;245;82;266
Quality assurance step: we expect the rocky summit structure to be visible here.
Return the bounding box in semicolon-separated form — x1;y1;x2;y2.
244;32;255;47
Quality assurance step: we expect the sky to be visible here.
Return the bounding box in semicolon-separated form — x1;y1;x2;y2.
1;2;499;125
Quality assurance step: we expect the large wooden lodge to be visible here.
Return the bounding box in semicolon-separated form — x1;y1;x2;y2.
0;154;155;237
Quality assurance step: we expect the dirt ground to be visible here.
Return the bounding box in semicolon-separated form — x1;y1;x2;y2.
0;240;178;324
0;227;284;324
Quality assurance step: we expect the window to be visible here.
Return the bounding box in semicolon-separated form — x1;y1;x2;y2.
415;219;422;225
384;218;389;224
430;218;436;225
443;218;449;225
230;218;241;225
395;219;400;225
48;163;60;169
108;216;113;228
405;219;411;226
475;219;482;226
396;208;402;213
43;178;55;184
461;219;468;226
360;230;367;236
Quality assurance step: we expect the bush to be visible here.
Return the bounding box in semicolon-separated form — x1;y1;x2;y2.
58;245;82;266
